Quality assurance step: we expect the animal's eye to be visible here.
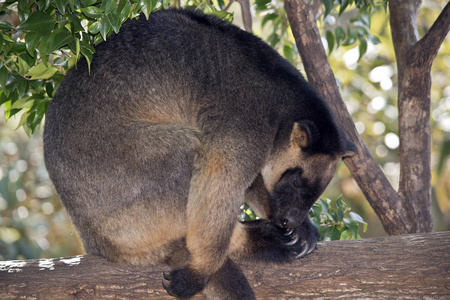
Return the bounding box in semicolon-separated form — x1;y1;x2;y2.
292;175;301;189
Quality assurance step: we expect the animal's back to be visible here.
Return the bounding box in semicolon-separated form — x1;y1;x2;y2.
48;9;287;128
44;10;256;260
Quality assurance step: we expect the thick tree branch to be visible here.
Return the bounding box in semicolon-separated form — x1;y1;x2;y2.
284;0;411;235
237;0;252;33
225;0;253;32
389;0;449;233
0;232;448;299
389;0;421;67
415;1;450;68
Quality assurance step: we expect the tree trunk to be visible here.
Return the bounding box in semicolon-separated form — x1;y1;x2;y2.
284;0;450;235
0;232;448;299
390;0;450;233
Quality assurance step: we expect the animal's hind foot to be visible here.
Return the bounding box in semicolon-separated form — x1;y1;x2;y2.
162;267;209;298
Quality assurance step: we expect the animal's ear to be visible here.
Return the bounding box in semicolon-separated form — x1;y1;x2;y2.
290;122;312;149
340;138;357;158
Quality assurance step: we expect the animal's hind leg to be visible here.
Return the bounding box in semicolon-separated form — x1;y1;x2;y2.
78;123;200;265
202;258;256;300
163;239;255;300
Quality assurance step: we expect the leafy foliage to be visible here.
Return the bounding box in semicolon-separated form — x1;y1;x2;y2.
321;0;385;60
309;196;367;240
0;0;169;135
254;0;385;66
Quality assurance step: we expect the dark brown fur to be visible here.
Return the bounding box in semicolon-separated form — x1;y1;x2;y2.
44;9;354;299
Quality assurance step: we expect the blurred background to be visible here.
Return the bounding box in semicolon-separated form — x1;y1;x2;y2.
1;0;449;260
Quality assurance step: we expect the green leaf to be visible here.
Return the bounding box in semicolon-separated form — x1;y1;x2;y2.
119;2;132;23
75;38;80;60
0;90;9;105
162;0;170;9
17;56;30;74
283;44;295;64
99;18;112;41
335;26;346;47
343;29;358;46
210;11;233;22
339;0;349;16
355;25;369;36
0;21;15;31
37;0;52;11
45;28;74;55
16;110;31;131
0;66;9;91
344;218;359;238
323;0;334;18
358;37;368;61
349;212;367;224
268;33;280;47
67;54;78;70
54;0;67;15
322;226;341;241
68;0;75;11
310;203;322;218
369;34;381;45
16;11;55;36
25;32;42;57
25;62;58;80
261;13;278;28
336;200;345;222
101;0;116;15
343;218;359;239
88;21;101;34
85;0;99;6
68;15;85;33
37;34;50;65
29;79;44;93
254;0;271;11
3;33;13;43
80;42;95;74
81;6;103;19
107;9;121;34
18;0;32;23
320;198;330;214
340;230;352;240
140;0;153;20
325;30;334;55
10;96;33;110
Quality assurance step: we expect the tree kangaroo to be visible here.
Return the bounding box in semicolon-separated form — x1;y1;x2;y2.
44;9;355;299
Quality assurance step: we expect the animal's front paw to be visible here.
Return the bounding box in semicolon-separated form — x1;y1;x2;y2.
162;267;209;298
288;219;320;259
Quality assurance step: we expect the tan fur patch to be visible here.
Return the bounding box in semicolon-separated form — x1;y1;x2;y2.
97;202;186;266
261;145;302;193
204;151;227;177
244;175;271;219
261;146;339;194
228;222;248;257
291;122;309;148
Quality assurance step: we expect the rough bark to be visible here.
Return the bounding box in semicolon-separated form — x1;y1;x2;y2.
284;0;450;235
0;232;448;299
390;0;450;233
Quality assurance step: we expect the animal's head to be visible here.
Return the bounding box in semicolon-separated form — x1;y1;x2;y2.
261;121;355;229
